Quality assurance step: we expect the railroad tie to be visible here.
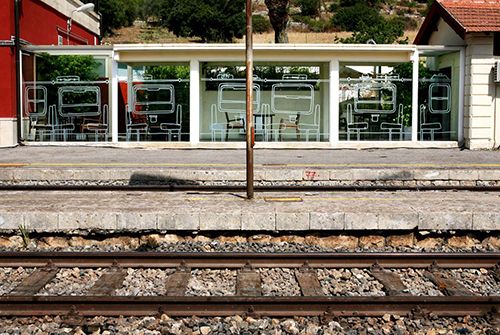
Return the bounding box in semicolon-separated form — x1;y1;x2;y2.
369;263;409;296
295;263;324;296
424;269;474;296
236;262;262;296
165;267;191;296
88;267;127;296
491;264;500;283
9;264;58;296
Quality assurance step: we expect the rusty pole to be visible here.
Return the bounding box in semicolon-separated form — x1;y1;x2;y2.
245;0;254;199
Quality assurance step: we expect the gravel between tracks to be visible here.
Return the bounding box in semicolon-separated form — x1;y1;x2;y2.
259;268;301;296
390;269;444;296
37;268;104;296
115;269;175;296
317;268;385;296
451;269;500;296
185;269;237;296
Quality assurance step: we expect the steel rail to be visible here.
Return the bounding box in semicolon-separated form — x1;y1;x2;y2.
0;296;497;317
0;252;498;269
0;184;498;192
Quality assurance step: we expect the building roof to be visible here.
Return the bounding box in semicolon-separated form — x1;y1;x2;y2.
414;0;500;44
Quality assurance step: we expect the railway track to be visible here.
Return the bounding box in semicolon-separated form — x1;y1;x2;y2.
0;252;498;318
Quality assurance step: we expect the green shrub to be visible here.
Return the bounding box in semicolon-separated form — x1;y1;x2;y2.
295;0;321;17
331;3;381;31
307;18;332;32
253;15;272;33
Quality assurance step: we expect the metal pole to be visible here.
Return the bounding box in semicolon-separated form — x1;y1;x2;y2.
245;0;254;199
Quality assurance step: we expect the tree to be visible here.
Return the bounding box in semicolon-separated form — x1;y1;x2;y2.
336;17;406;44
332;4;380;32
295;0;321;17
265;0;290;43
339;0;384;7
143;0;246;43
82;0;141;36
36;54;99;81
331;1;406;44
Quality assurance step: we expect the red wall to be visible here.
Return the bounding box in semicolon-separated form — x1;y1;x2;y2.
0;0;99;118
0;1;15;118
20;0;98;46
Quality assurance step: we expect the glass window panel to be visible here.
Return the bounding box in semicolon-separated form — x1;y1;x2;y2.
118;63;190;142
339;62;413;141
200;62;329;142
418;51;459;141
23;54;111;142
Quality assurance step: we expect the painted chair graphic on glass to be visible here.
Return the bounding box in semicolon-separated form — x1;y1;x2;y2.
346;103;368;141
24;85;48;141
210;82;261;141
349;77;398;141
80;104;109;141
131;83;182;141
271;76;317;141
58;83;106;141
125;104;148;142
380;103;404;141
420;74;451;140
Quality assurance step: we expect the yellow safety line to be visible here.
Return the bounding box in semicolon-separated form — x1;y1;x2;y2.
264;197;304;202
285;163;500;168
187;197;405;202
0;164;27;167
27;163;245;167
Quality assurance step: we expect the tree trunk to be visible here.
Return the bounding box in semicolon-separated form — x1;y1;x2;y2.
264;0;289;43
275;28;288;43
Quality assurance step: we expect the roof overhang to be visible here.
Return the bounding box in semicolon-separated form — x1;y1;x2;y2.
112;43;416;63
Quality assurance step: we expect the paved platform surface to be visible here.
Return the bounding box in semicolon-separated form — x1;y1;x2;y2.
0;147;499;187
1;146;499;167
0;190;498;232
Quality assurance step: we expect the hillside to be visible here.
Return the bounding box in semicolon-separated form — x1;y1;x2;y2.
102;0;428;45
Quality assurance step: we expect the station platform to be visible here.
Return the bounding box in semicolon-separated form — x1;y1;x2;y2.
0;146;498;187
0;190;498;233
0;147;498;233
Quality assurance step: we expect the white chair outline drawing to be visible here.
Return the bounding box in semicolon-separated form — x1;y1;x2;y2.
380;103;404;141
125;103;148;142
346;103;368;141
271;77;315;141
211;82;261;141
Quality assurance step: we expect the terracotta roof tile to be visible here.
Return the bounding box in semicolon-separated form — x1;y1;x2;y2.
438;0;500;32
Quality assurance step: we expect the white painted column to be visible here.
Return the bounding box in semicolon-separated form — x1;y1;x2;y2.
110;52;119;143
127;65;133;115
411;49;419;142
18;50;24;140
330;60;339;145
458;47;465;145
190;59;200;144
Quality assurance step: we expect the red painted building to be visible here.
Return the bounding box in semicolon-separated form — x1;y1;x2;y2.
0;0;100;146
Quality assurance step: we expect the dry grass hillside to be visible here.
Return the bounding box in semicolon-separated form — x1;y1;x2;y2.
103;0;427;45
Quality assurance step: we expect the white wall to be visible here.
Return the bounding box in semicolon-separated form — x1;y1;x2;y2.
0;119;17;148
40;0;100;36
429;18;465;47
464;33;498;149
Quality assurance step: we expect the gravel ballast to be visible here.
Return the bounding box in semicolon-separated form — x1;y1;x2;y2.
0;314;497;335
317;268;386;296
115;269;175;296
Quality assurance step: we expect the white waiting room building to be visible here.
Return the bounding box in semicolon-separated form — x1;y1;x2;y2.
4;0;500;149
